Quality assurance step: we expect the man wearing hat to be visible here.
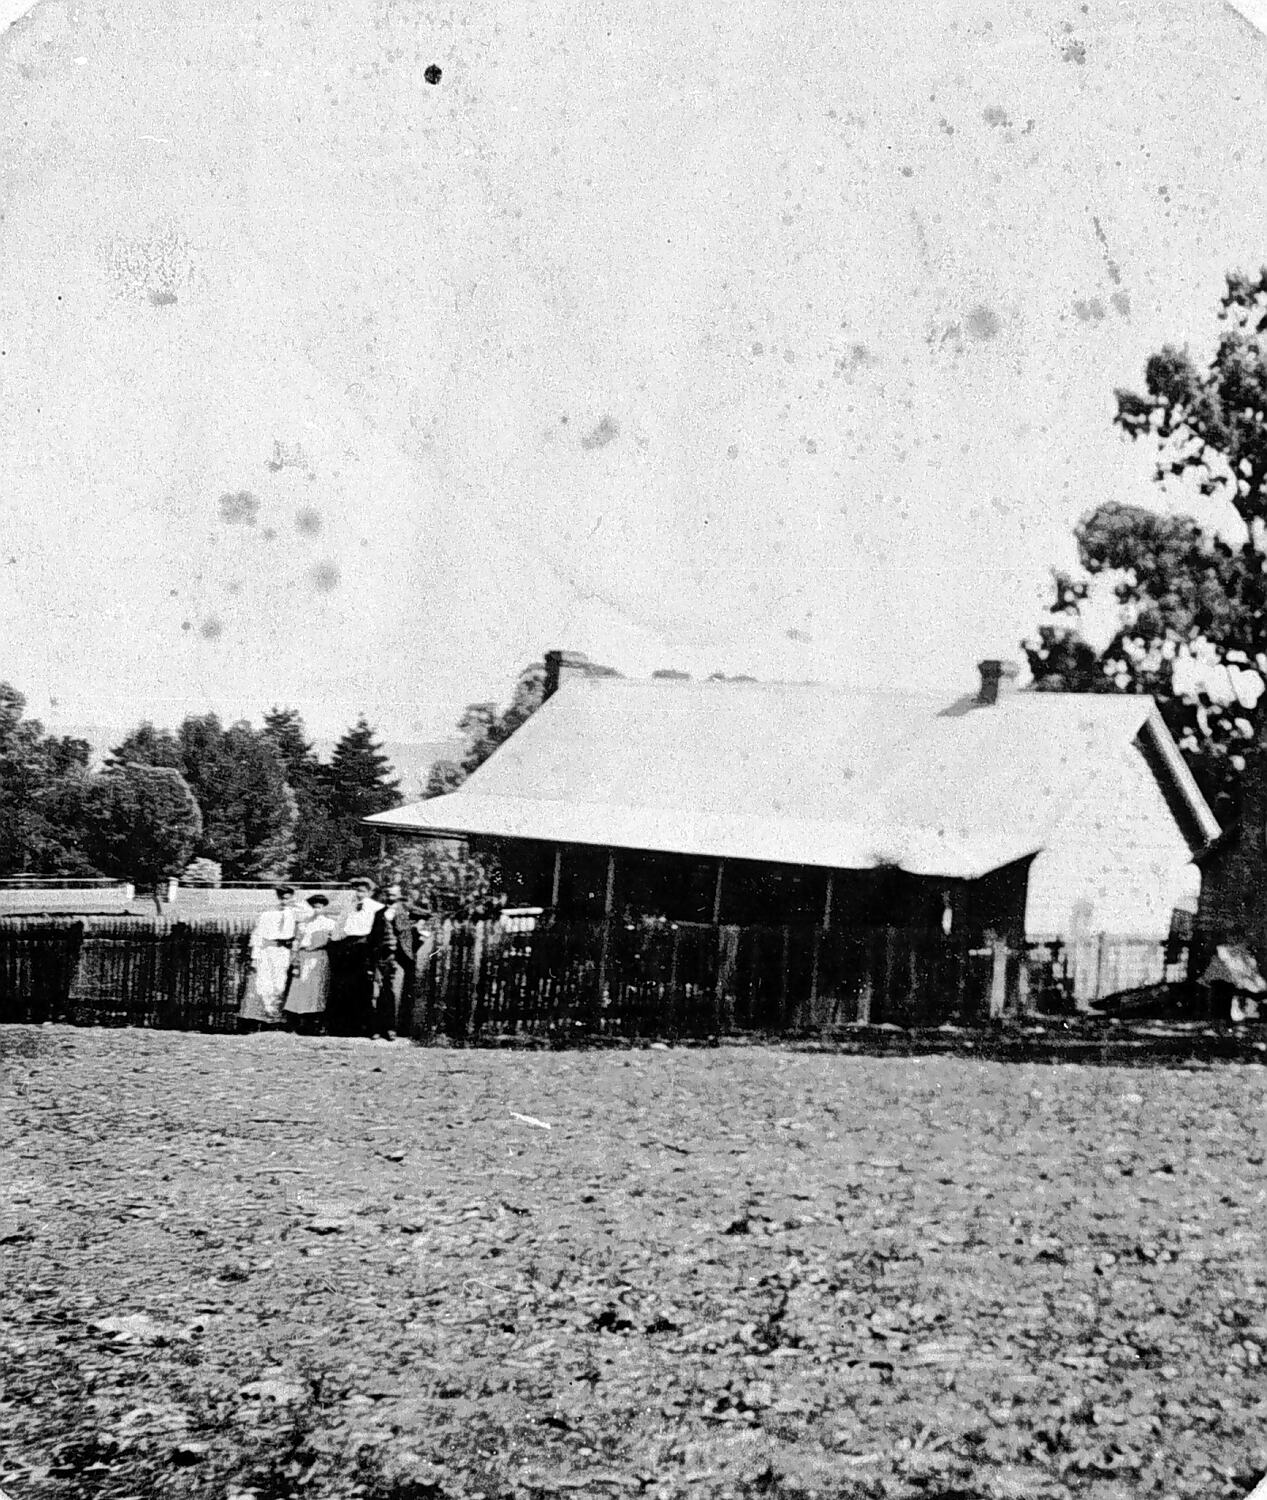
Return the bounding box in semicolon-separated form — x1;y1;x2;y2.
377;882;418;1041
330;877;389;1037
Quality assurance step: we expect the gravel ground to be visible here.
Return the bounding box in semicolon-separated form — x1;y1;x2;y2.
1;1025;1266;1500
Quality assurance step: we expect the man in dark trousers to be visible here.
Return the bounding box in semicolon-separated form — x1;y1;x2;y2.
331;877;389;1038
378;881;417;1040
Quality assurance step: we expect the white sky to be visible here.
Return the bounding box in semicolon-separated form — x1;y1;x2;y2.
1228;1;1267;34
2;0;1267;742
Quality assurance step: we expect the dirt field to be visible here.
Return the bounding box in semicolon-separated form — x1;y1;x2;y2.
1;1027;1265;1500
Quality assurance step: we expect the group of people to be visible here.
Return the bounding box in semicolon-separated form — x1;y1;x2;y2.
238;879;425;1040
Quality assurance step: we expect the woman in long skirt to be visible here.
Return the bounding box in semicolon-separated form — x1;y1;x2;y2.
285;895;335;1033
239;886;298;1030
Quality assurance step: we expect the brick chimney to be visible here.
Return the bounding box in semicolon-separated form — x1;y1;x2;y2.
976;658;1021;706
543;649;620;700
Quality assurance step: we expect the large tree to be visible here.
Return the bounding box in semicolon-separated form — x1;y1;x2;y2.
0;684;95;875
105;722;182;771
262;706;336;880
110;713;298;878
1027;269;1267;822
80;763;203;890
324;716;401;878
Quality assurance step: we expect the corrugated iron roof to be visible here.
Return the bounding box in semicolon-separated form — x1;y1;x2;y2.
366;678;1219;877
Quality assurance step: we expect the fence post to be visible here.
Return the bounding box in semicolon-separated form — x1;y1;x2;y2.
988;937;1009;1020
670;924;682;1034
159;922;186;1029
773;924;785;1032
856;932;873;1025
954;939;967;1023
713;927;725;1033
1016;943;1032;1018
808;926;822;1030
1094;931;1107;1002
595;852;616;1027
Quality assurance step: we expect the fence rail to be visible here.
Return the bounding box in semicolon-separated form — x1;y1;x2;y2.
0;915;1181;1040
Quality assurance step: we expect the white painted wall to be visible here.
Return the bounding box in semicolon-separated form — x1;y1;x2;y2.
1025;737;1199;939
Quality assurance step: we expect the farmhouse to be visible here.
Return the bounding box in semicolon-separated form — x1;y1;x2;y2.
368;652;1218;956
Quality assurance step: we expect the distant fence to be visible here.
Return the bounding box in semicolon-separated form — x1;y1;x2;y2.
0;916;1179;1040
0;882;351;920
1028;934;1189;1005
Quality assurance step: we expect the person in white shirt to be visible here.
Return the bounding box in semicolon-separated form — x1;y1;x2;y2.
239;886;298;1030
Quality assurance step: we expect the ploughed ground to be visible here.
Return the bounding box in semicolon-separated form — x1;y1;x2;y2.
1;1027;1265;1499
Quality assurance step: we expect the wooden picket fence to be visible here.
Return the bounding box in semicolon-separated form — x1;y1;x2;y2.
0;914;1172;1040
0;917;254;1032
412;918;1005;1041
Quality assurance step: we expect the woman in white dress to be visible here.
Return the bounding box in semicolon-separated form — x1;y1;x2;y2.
284;895;335;1033
239;886;298;1030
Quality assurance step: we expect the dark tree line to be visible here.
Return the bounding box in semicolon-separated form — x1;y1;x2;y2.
0;689;400;888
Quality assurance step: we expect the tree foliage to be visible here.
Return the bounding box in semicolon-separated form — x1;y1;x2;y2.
111;714;298;879
0;684;94;875
80;764;203;886
1027;269;1267;821
261;707;334;881
425;662;548;797
1;687;403;883
375;839;502;917
323;716;402;879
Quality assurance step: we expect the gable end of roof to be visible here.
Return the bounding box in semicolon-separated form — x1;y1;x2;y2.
1136;705;1221;851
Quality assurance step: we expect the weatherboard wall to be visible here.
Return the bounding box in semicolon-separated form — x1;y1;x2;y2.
1025;734;1200;941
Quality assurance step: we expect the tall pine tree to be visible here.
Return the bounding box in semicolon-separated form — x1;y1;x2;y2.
262;707;338;880
325;716;401;878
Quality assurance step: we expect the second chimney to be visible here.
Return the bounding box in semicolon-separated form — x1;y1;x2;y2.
976;658;1021;706
543;649;620;700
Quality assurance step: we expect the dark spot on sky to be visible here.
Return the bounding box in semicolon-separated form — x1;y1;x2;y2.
424;63;442;85
1106;259;1122;286
310;562;341;593
982;105;1010;128
938;117;955;136
1061;39;1086;64
262;528;277;542
1073;298;1107;323
900;165;914;177
786;627;812;643
1110;290;1132;318
581;415;619;451
199;618;223;641
835;343;879;376
218;491;259;526
727;444;739;459
225;581;242;595
965;305;1001;341
295;506;322;537
148;290;178;307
